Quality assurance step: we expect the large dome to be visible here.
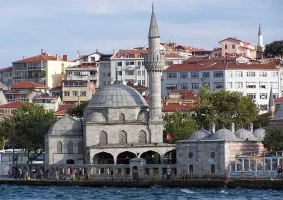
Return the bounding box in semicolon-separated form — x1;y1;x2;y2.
87;82;148;108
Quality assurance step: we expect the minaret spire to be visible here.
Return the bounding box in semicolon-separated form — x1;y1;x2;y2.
258;23;262;36
148;1;160;39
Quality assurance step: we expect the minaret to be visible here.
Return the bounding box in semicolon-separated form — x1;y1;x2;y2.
258;24;264;50
144;3;165;122
269;88;275;117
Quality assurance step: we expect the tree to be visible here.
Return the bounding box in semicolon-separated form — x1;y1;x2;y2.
164;111;198;143
256;45;263;52
5;103;56;162
193;87;259;129
262;127;283;151
264;40;283;58
0;117;13;149
68;101;88;117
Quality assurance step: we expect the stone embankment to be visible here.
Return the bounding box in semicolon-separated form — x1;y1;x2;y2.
0;180;283;190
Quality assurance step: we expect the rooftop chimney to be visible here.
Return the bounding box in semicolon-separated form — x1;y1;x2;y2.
248;122;253;133
229;122;235;133
209;120;215;134
23;56;26;60
56;54;59;60
63;55;68;61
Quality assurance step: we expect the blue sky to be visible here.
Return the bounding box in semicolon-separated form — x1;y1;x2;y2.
0;0;282;67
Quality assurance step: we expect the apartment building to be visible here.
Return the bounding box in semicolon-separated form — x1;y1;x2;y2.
34;96;61;112
3;81;49;103
99;49;185;89
12;52;75;88
162;63;281;112
0;66;13;86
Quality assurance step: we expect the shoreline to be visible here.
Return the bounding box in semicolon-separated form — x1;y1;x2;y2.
1;179;283;190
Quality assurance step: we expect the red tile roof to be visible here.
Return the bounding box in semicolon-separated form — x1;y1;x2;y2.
0;66;12;72
66;62;97;69
162;103;196;112
165;53;185;58
10;81;49;89
55;104;75;116
0;101;25;109
113;49;148;58
50;85;62;91
13;53;62;63
219;37;243;43
275;97;283;102
127;83;148;90
175;45;189;50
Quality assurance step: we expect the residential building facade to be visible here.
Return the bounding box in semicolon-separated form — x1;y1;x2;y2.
12;52;75;88
0;67;13;86
34;96;61;112
162;63;281;113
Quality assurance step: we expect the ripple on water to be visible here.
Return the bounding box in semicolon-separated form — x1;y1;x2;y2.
0;185;283;200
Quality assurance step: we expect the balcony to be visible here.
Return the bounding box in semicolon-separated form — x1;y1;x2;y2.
67;74;97;81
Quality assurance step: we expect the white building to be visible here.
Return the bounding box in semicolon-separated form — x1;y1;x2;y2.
99;50;185;89
34;96;61;112
162;62;281;112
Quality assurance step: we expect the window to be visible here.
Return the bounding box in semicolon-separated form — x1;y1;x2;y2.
270;82;278;89
191;72;199;78
211;152;215;158
117;61;122;66
78;141;83;154
227;82;232;89
126;54;130;58
139;53;144;58
214;71;223;78
80;91;87;96
224;44;227;49
259;72;267;77
247;93;256;100
273;93;278;99
125;70;134;75
57;141;62;153
235;71;243;77
271;72;278;77
246;72;255;77
72;91;78;96
246;82;256;88
189;165;193;173
202;72;210;78
125;61;134;66
227;71;233;77
107;72;111;77
67;141;73;154
211;164;216;174
166;84;177;90
259;82;267;89
119;131;127;144
138;131;147;143
214;82;223;89
167;73;177;79
181;83;188;89
99;131;108;145
180;72;188;79
260;93;267;99
166;61;173;66
64;91;70;96
192;83;199;90
188;152;193;158
232;44;235;49
203;82;210;88
119;113;125;121
235;82;243;89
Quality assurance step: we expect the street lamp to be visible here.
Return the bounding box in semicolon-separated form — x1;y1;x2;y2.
12;112;29;165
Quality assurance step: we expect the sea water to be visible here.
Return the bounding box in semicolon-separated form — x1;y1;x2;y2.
0;185;282;200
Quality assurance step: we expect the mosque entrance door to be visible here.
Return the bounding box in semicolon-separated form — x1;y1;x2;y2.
93;152;114;164
117;151;136;164
141;150;161;164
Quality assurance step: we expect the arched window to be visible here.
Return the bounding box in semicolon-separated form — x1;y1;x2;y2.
119;131;127;144
138;131;147;143
99;131;108;145
78;140;83;154
119;113;125;122
57;141;62;153
67;141;73;154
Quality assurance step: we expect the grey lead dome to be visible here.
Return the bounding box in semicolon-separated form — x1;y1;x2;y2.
87;82;148;108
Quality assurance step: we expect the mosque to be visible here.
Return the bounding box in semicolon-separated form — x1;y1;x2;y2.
44;5;175;168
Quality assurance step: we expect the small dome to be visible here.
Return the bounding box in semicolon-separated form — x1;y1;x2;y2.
274;106;283;119
89;112;106;122
87;82;148;108
189;129;210;140
235;128;258;141
47;115;82;136
253;128;265;140
209;128;238;141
